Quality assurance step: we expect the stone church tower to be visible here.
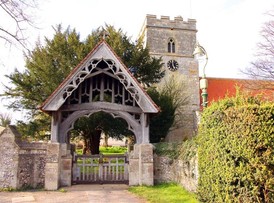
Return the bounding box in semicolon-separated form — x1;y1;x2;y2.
138;14;200;141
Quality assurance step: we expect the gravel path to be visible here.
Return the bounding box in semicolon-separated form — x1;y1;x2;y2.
0;184;147;203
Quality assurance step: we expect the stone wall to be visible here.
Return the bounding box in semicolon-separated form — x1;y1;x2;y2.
154;153;198;192
0;126;20;188
18;143;47;188
1;125;197;190
0;126;47;189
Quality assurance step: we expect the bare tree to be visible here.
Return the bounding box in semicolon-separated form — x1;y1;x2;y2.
0;0;38;49
243;10;274;90
156;72;189;130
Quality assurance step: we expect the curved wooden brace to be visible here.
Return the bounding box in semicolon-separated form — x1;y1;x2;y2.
59;109;143;144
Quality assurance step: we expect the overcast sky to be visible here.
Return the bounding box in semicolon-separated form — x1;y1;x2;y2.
0;0;273;122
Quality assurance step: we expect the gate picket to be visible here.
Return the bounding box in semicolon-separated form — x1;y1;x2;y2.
72;154;128;184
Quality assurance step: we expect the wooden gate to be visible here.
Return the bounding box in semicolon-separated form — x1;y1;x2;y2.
72;154;129;184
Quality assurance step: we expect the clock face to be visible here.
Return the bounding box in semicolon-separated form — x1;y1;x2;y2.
167;60;179;71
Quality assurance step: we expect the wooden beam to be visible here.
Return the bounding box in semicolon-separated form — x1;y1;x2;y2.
60;102;142;114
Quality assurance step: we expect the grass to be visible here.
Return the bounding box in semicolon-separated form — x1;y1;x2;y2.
0;186;44;192
58;188;67;193
76;146;127;155
99;146;127;154
129;183;199;203
0;187;16;192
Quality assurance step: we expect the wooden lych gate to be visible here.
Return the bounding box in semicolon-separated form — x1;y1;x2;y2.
40;40;158;189
72;154;128;184
41;40;159;144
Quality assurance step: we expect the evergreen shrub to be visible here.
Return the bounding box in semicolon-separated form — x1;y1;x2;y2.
197;94;274;202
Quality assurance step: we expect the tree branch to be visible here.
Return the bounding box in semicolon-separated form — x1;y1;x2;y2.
0;0;38;50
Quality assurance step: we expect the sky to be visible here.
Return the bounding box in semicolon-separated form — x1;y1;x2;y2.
0;0;273;123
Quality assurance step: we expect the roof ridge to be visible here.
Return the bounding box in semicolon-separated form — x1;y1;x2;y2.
40;39;160;113
40;39;105;110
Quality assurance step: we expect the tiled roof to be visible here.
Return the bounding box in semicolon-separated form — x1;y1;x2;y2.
203;77;274;106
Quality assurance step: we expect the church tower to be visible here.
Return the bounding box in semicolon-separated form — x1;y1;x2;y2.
139;15;200;141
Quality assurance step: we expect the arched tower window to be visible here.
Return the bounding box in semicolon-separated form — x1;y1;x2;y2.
168;38;175;53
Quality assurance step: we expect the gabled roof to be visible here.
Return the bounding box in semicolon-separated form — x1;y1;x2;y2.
40;40;159;113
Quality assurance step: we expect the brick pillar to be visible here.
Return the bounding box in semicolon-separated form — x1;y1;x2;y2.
44;143;61;190
129;143;154;186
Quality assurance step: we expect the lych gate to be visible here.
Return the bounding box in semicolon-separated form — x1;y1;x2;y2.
40;40;158;190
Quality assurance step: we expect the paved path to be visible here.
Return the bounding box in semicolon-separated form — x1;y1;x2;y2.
0;184;147;203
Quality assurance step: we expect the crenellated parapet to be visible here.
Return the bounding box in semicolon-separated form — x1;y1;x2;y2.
144;14;196;31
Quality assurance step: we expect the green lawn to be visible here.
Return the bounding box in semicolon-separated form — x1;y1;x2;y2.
129;183;199;203
99;146;127;154
76;146;127;155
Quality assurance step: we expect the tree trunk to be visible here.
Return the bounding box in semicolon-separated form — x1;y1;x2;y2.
83;138;90;154
90;130;101;155
103;133;109;147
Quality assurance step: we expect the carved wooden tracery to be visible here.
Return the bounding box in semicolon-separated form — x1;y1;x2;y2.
42;41;158;144
62;59;140;106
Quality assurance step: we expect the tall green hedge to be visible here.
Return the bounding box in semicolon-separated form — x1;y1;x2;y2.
197;94;274;202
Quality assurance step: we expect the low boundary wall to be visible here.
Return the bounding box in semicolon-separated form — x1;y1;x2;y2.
0;126;47;189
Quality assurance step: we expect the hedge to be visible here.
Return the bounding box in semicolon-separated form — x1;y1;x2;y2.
197;94;274;202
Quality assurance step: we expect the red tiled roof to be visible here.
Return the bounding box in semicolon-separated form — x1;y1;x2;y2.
202;77;274;106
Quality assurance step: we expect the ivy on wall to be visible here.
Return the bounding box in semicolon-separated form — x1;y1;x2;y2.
154;142;181;160
154;139;197;161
